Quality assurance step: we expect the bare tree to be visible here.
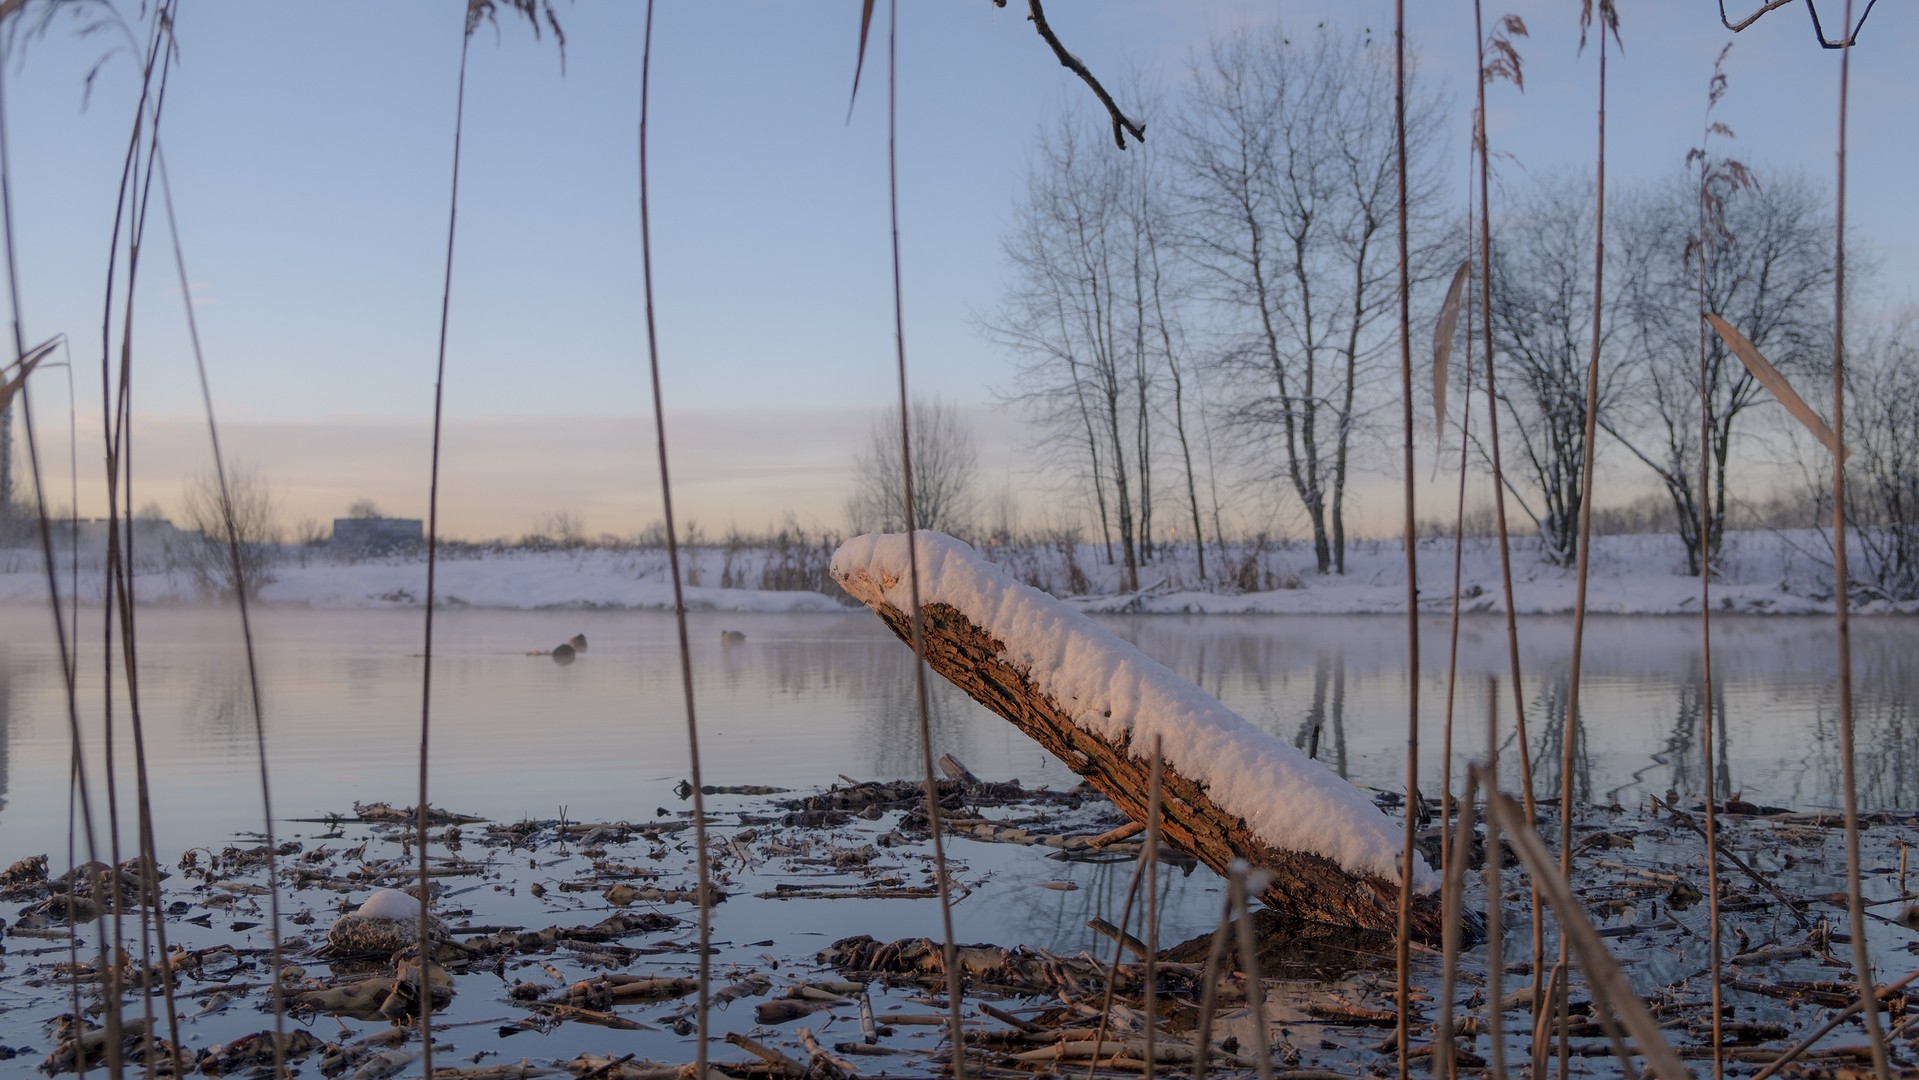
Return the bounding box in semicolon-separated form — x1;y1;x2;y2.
1609;171;1834;573
176;464;282;600
346;498;383;519
0;338;58;527
847;397;980;538
991;113;1157;589
1479;174;1636;565
1140;187;1215;580
1833;309;1919;601
1176;25;1447;574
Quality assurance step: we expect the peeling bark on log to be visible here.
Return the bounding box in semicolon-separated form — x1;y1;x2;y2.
841;585;1445;944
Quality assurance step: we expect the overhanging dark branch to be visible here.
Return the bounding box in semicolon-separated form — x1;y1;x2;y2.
1717;0;1879;47
1018;0;1146;149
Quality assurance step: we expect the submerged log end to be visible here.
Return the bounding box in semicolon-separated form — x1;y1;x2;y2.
834;553;1451;945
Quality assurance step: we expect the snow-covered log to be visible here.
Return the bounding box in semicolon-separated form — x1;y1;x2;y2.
831;531;1442;942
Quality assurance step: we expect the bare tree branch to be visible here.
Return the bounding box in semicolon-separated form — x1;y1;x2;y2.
1803;0;1880;48
1717;0;1880;48
1020;0;1145;149
1718;0;1794;32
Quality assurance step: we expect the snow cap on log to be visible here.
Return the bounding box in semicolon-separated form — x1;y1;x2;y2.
832;531;1435;893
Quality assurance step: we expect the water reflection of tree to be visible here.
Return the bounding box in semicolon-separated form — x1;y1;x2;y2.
982;849;1208;957
1293;652;1349;779
1855;686;1916;810
861;678;981;781
1790;677;1918;811
1528;677;1591;808
1611;666;1729;806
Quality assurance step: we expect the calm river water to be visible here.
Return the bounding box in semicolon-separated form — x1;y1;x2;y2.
0;606;1913;862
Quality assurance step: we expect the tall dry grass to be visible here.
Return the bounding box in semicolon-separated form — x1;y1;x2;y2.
1826;3;1891;1074
636;2;717;1075
878;3;969;1072
1390;4;1422;1074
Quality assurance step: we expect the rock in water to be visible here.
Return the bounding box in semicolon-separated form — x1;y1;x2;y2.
720;630;746;644
569;633;588;650
551;643;576;664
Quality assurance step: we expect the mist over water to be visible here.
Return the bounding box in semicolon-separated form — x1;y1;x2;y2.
0;607;1912;861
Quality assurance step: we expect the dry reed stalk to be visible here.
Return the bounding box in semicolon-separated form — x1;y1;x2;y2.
1188;893;1234;1080
1392;5;1420;1076
1469;5;1537;818
638;5;715;1075
1559;7;1620;1073
1690;49;1737;1080
881;6;967;1074
1083;805;1154;1080
1142;739;1162;1079
413;22;474;1077
93;10;188;1073
1435;769;1479;1080
1229;865;1273;1080
1432;259;1472;463
1828;5;1891;1077
75;7;200;1073
1435;237;1477;1054
1471;1;1547;1031
96;26;160;1076
0;28;118;1078
111;23;192;1070
1530;959;1563;1080
98;32;181;1053
1481;679;1508;1079
1478;778;1689;1080
1703;315;1842;455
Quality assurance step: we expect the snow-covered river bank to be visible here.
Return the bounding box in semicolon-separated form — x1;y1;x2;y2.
0;528;1906;615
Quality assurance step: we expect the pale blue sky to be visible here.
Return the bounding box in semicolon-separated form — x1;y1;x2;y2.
2;1;1912;537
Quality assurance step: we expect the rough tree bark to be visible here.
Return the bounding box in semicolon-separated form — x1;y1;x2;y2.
834;561;1448;943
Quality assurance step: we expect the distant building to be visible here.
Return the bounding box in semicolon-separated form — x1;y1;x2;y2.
25;516;184;570
331;516;423;554
48;516;185;550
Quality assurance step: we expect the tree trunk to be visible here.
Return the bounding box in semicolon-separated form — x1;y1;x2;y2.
838;576;1447;943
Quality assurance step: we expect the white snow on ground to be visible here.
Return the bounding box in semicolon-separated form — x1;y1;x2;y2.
1080;534;1835;616
832;531;1437;892
0;528;1900;615
0;547;847;612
